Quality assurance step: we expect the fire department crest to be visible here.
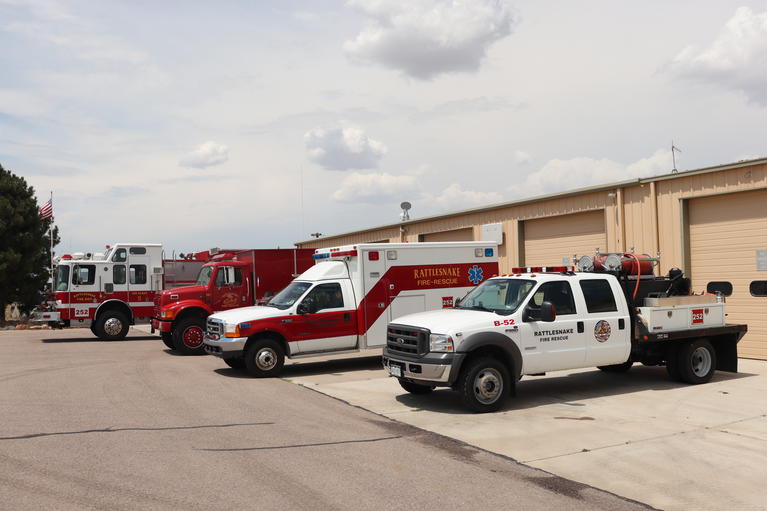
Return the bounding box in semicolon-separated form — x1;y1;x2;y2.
594;320;611;343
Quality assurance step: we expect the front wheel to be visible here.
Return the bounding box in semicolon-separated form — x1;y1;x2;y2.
398;379;433;394
244;338;285;377
94;311;129;340
459;357;510;413
171;317;206;355
677;339;717;384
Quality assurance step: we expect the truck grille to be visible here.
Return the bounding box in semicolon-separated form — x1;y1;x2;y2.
207;318;224;337
387;324;429;356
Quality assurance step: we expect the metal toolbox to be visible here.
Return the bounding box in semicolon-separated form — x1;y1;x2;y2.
643;295;718;307
637;303;725;332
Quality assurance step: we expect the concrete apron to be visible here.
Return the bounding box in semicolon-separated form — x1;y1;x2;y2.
283;355;767;511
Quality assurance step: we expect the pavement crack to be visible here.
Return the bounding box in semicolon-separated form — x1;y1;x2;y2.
0;422;274;440
198;435;400;452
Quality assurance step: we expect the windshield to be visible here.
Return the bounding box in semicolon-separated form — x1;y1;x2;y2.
457;279;535;315
55;265;70;292
267;281;312;310
196;266;214;286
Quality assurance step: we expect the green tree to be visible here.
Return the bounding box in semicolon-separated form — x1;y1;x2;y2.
0;163;60;321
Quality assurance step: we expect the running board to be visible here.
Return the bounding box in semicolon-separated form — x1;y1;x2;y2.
288;348;361;359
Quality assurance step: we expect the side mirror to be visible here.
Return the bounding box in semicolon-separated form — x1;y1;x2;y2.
540;301;556;322
297;298;315;315
523;301;556;322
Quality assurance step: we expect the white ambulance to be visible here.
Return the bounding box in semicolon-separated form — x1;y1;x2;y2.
203;242;499;376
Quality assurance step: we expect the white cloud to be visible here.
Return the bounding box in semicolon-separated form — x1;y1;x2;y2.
427;183;503;210
344;0;514;79
513;150;532;164
670;7;767;105
514;149;672;197
305;124;387;170
0;89;49;117
179;141;229;168
332;172;415;203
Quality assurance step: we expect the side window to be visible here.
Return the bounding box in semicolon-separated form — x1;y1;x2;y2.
111;248;127;262
303;283;344;311
130;264;147;285
706;281;732;296
72;265;96;285
129;247;146;255
579;280;618;313
530;281;576;315
113;265;126;285
750;281;767;297
215;267;243;286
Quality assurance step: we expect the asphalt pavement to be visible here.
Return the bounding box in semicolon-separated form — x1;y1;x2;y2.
0;328;651;511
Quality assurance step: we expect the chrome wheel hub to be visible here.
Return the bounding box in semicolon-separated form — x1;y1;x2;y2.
104;317;123;336
256;348;277;371
473;368;503;404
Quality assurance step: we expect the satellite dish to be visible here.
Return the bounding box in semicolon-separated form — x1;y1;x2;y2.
400;201;411;211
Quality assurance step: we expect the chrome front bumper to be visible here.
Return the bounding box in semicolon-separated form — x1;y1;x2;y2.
203;336;247;357
382;355;452;383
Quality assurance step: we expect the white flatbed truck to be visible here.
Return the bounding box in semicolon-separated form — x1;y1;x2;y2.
383;253;747;412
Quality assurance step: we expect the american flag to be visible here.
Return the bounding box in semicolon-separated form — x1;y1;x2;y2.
39;199;53;220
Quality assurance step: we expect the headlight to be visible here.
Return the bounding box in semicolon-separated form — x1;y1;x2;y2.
224;323;241;338
429;333;454;353
161;310;175;319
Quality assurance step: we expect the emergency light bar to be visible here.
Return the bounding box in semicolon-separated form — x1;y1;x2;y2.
511;266;573;274
312;250;358;260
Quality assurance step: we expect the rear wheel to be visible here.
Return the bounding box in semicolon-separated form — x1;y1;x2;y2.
160;332;174;350
459;357;510;413
677;339;716;384
171;317;206;355
94;310;129;340
244;338;285;377
598;360;633;373
398;379;433;394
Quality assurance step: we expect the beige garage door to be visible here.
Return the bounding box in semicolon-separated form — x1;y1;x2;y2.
421;228;474;242
689;189;767;360
523;210;606;267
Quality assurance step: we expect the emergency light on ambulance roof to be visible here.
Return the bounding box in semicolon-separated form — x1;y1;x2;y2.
61;254;72;260
312;250;358;260
485;248;494;257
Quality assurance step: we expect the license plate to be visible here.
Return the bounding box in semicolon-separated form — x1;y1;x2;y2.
389;364;402;377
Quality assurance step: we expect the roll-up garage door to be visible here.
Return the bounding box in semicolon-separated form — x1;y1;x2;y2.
689;189;767;360
420;228;474;242
523;210;606;267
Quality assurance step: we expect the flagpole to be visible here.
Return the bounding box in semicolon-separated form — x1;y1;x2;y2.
50;191;53;290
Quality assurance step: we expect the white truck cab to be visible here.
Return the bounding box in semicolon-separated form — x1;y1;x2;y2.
384;257;746;412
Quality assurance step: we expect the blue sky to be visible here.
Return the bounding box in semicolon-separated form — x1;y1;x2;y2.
2;0;766;255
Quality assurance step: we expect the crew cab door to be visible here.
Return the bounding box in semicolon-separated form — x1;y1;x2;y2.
290;280;358;353
211;266;248;311
576;278;631;366
520;279;586;373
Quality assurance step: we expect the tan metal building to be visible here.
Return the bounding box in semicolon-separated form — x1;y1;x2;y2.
297;158;767;360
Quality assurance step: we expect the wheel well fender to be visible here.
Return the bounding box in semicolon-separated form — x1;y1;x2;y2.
458;332;523;381
94;300;133;324
173;306;209;327
245;331;289;356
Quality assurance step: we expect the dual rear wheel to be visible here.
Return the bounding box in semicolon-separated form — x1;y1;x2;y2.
667;339;716;384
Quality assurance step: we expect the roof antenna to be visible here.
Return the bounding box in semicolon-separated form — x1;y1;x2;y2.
671;141;682;173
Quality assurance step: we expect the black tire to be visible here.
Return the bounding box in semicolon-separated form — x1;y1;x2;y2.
224;357;246;370
459;357;510;413
94;310;129;340
665;344;684;382
160;332;174;350
677;339;717;384
597;360;633;373
171;317;206;355
398;379;433;394
244;338;285;377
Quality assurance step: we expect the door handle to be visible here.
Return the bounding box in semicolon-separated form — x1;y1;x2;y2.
618;318;625;330
577;321;584;333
